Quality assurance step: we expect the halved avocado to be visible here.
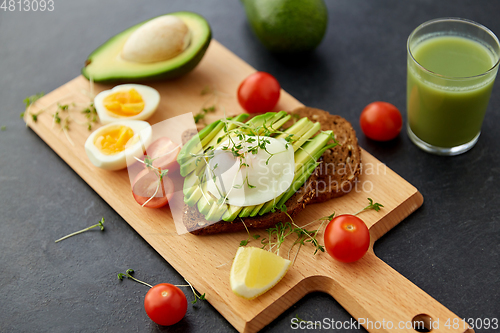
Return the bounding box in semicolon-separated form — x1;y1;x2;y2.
82;12;212;83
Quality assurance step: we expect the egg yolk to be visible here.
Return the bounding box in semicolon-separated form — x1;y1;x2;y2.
103;89;145;117
94;125;135;155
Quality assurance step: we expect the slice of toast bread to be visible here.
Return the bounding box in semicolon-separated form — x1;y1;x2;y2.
182;107;362;235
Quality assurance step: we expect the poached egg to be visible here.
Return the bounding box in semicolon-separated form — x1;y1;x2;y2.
204;136;295;207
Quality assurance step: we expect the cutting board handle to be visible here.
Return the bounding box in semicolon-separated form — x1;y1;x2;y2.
313;251;474;333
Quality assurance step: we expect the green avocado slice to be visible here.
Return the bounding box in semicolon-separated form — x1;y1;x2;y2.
82;12;212;83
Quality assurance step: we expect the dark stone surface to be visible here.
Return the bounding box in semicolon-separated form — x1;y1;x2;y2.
1;0;499;332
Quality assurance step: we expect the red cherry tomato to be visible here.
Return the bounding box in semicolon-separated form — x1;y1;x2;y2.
144;283;187;326
359;101;403;141
237;71;281;113
324;214;370;263
144;137;180;172
132;168;174;208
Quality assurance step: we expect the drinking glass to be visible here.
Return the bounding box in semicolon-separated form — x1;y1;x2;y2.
407;18;500;155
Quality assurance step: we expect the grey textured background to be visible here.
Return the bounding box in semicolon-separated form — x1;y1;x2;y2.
1;0;499;332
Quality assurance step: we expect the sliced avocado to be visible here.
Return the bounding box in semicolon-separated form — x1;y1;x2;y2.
269;114;291;132
275;161;319;208
292;122;321;151
205;113;250;149
222;205;243;221
183;170;200;197
249;203;265;217
294;130;333;173
197;188;212;216
205;202;228;222
82;12;212;83
287;119;314;143
185;186;202;206
178;119;221;165
180;120;227;177
275;117;309;140
238;205;255;218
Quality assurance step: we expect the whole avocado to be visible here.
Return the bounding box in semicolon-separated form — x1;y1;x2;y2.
242;0;328;53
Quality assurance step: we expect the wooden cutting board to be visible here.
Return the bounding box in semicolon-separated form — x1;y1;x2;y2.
24;40;472;333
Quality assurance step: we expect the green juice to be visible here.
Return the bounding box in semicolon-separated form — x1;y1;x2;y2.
407;35;496;148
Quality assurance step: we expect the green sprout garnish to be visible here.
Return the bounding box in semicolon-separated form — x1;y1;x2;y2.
118;269;206;304
117;269;153;288
239;220;261;247
354;198;384;216
23;92;44;108
55;217;105;243
194;105;216;124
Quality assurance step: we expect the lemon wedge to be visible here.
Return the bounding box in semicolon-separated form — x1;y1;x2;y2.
230;247;291;300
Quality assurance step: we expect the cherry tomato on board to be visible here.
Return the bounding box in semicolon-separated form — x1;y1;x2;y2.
359;101;403;141
144;283;188;326
324;214;370;263
144;137;180;172
237;71;281;113
132;168;174;209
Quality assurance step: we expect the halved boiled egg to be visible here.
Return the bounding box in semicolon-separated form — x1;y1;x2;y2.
94;84;160;124
84;120;152;170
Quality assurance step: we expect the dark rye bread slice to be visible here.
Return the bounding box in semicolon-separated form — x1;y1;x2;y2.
289;107;362;203
182;107;362;235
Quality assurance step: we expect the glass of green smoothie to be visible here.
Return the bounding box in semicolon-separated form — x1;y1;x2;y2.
407;18;500;155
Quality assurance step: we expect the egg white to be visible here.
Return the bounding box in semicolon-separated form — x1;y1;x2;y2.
94;84;160;124
205;136;295;207
84;120;152;171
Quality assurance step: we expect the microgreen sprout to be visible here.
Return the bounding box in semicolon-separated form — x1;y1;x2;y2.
260;216;324;260
319;212;336;221
182;279;206;304
81;103;98;130
118;269;153;288
194;105;216;124
239;219;260;246
270;202;287;213
195;85;232;124
57;102;71;112
29;110;45;122
23;92;44;109
200;85;213;96
54;217;105;243
53;111;61;124
117;269;206;304
21;92;45;124
21;109;45;122
133;145;180;206
354;198;384;216
133;154;172;207
21;88;99;141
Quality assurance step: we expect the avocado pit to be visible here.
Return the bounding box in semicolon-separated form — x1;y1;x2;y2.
121;15;191;63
